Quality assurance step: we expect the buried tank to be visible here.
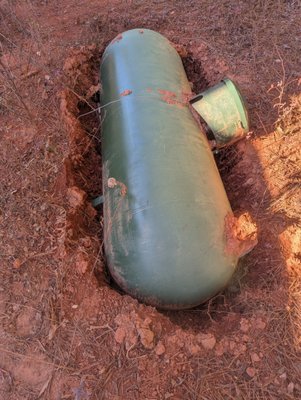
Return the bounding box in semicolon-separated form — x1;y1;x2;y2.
100;29;255;310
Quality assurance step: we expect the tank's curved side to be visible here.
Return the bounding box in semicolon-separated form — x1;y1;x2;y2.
100;29;238;309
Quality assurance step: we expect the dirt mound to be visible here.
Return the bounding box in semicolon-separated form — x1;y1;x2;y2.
54;43;300;399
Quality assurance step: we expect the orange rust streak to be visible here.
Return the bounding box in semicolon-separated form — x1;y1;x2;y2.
120;89;133;97
157;89;192;107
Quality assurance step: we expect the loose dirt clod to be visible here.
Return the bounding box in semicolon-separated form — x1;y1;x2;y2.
197;333;217;350
155;341;166;356
246;367;257;378
224;212;258;257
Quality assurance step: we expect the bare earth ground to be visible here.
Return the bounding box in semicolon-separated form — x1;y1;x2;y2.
0;1;300;399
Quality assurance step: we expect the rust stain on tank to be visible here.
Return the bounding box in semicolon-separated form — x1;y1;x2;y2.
157;89;192;108
157;89;185;108
158;89;177;104
181;91;193;103
120;89;133;97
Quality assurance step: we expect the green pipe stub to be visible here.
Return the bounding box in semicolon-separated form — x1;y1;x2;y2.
190;78;249;147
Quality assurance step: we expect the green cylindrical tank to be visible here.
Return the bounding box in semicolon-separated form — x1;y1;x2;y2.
100;29;238;309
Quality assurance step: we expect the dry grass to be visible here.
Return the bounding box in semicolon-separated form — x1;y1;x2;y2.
274;96;301;352
0;0;301;399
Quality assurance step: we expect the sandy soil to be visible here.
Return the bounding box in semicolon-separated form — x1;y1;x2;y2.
0;1;300;399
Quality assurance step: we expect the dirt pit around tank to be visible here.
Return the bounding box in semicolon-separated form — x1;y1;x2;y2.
0;1;300;399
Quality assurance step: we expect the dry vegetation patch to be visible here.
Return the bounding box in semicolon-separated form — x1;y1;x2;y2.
0;1;300;399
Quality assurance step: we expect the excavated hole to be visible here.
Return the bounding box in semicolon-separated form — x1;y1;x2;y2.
64;45;248;331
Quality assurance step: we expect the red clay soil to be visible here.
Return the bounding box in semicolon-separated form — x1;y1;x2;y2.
0;1;300;399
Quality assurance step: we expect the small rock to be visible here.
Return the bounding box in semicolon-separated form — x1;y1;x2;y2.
254;317;266;330
67;187;86;208
279;372;287;381
229;340;236;351
71;304;78;309
75;251;89;274
234;343;247;356
155;341;165;356
187;343;201;355
114;327;126;344
251;352;260;362
287;382;294;394
215;342;225;357
243;177;254;186
198;333;216;350
240;318;250;333
13;258;22;269
246;367;256;378
137;327;154;349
